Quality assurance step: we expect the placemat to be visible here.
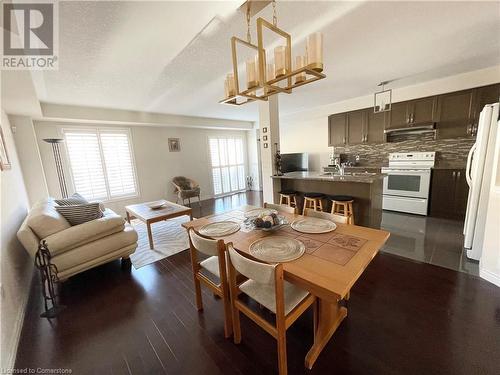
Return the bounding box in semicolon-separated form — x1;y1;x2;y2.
249;236;305;263
291;218;336;234
199;221;240;237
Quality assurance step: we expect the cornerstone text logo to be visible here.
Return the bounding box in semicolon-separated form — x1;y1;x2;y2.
2;1;58;69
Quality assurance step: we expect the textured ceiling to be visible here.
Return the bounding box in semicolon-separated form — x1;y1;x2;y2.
33;1;500;122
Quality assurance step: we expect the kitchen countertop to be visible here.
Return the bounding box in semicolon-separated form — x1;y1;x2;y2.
271;171;386;184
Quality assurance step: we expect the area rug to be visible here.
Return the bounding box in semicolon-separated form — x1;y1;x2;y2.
129;215;191;269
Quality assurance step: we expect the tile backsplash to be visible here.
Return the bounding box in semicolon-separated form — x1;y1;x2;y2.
333;133;475;167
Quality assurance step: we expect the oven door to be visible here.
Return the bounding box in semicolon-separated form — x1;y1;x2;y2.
382;169;431;198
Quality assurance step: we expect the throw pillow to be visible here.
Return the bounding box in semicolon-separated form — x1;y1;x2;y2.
55;192;88;206
55;202;103;226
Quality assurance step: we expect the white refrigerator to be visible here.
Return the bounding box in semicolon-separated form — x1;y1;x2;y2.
464;103;499;260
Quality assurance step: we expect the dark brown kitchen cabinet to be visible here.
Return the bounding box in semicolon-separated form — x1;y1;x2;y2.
366;109;386;143
386;97;437;129
386;102;409;129
328;113;347;146
436;90;474;139
430;169;468;220
347;110;366;144
472;84;500;134
410;96;437;124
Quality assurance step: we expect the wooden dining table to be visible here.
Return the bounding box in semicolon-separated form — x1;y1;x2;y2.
182;205;390;369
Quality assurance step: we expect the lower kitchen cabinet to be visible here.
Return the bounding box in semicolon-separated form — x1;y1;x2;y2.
429;169;468;220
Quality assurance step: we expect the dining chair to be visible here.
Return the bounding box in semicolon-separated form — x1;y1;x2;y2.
263;202;296;214
303;207;349;224
226;244;315;375
188;228;232;338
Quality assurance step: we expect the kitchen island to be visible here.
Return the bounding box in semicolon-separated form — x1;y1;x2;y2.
272;171;385;228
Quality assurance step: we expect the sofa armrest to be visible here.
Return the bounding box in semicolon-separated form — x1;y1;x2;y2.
43;213;126;255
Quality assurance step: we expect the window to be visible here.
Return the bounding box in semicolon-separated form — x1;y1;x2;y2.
63;128;138;201
209;137;246;196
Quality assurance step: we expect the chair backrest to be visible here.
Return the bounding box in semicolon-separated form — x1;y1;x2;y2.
172;176;198;190
303;208;348;224
227;244;275;285
263;202;295;214
188;228;219;256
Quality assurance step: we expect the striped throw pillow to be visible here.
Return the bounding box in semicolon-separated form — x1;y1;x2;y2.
55;203;103;226
55;193;88;206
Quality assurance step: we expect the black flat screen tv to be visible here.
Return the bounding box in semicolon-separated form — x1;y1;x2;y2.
281;153;308;173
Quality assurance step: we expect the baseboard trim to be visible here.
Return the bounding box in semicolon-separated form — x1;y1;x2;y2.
480;267;500;287
6;270;34;370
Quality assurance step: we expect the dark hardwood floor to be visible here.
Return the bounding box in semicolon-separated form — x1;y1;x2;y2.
15;192;500;374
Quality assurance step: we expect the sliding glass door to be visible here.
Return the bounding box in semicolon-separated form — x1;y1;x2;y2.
209;137;246;196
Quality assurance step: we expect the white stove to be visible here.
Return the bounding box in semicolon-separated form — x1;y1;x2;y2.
381;152;436;215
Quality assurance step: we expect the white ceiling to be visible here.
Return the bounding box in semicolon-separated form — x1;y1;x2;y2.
31;1;500;122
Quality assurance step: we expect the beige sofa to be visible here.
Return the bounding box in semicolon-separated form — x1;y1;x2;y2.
17;198;138;280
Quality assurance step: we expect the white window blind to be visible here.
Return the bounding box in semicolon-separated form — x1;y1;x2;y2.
64;129;138;201
209;137;246;196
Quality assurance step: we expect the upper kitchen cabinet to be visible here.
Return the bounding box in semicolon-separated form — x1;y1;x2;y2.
436;89;474;139
409;96;437;124
366;109;386;143
472;84;500;134
386;102;408;129
328;113;347;146
347;110;366;145
386;97;437;129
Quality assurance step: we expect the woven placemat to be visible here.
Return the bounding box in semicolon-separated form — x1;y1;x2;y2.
199;221;240;237
291;217;336;234
249;236;305;263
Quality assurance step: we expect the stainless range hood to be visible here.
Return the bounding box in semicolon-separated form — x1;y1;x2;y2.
384;123;436;136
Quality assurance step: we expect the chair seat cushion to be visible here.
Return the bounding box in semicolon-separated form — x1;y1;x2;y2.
200;256;220;278
239;279;310;315
279;190;296;195
329;195;353;202
304;192;324;198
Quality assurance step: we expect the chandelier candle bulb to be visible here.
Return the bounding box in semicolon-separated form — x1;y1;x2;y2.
295;55;306;83
267;63;276;82
246;56;259;89
226;73;236;96
306;32;324;72
274;45;287;77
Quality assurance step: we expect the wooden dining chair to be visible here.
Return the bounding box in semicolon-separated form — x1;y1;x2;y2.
303;207;349;224
226;244;315;375
263;202;296;214
188;228;232;338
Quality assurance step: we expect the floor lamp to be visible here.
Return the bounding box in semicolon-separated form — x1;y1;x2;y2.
43;138;68;198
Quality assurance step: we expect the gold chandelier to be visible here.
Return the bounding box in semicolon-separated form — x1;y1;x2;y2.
220;0;325;106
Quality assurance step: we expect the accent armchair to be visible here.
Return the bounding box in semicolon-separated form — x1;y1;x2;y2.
172;176;201;206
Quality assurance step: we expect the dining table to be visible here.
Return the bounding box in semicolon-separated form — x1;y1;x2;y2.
182;204;390;369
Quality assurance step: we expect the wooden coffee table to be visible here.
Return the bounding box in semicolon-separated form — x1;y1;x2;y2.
126;200;193;249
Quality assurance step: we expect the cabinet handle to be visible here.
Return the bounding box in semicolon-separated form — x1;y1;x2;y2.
457;171;461;179
452;171;456;179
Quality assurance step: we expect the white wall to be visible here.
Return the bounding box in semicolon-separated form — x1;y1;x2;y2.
32;121;249;215
9;115;48;205
246;125;262;191
279;65;500;169
0;110;32;370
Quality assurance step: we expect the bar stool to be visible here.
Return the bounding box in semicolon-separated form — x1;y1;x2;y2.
302;192;324;215
279;190;297;208
329;195;354;224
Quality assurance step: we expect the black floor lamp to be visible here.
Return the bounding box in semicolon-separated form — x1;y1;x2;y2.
43;138;68;198
40;138;68;318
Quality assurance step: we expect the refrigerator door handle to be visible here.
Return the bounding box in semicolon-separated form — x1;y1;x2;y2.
465;142;476;187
